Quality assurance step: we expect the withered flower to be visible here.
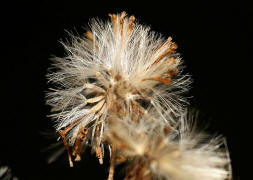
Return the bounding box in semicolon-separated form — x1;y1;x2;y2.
46;12;231;180
46;12;189;167
105;113;231;180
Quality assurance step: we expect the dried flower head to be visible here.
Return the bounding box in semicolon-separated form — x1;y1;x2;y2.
46;11;190;167
105;112;231;180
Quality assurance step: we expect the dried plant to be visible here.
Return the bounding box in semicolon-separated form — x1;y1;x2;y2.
106;113;231;180
46;12;231;180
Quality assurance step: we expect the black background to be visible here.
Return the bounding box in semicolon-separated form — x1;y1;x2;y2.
1;1;252;179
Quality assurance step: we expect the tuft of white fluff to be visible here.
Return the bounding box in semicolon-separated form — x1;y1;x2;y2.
105;112;231;180
46;12;232;180
46;11;190;161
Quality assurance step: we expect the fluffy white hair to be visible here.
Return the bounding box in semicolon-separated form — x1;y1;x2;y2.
105;112;231;180
46;12;231;180
46;11;190;164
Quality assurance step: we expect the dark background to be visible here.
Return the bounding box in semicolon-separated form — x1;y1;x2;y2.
1;1;252;179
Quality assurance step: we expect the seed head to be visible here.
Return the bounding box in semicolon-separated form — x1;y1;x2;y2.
46;12;190;166
105;112;231;180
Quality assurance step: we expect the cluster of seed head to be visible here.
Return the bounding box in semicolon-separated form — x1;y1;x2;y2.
46;12;231;180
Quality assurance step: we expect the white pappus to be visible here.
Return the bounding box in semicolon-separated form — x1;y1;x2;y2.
46;11;190;168
45;11;231;180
